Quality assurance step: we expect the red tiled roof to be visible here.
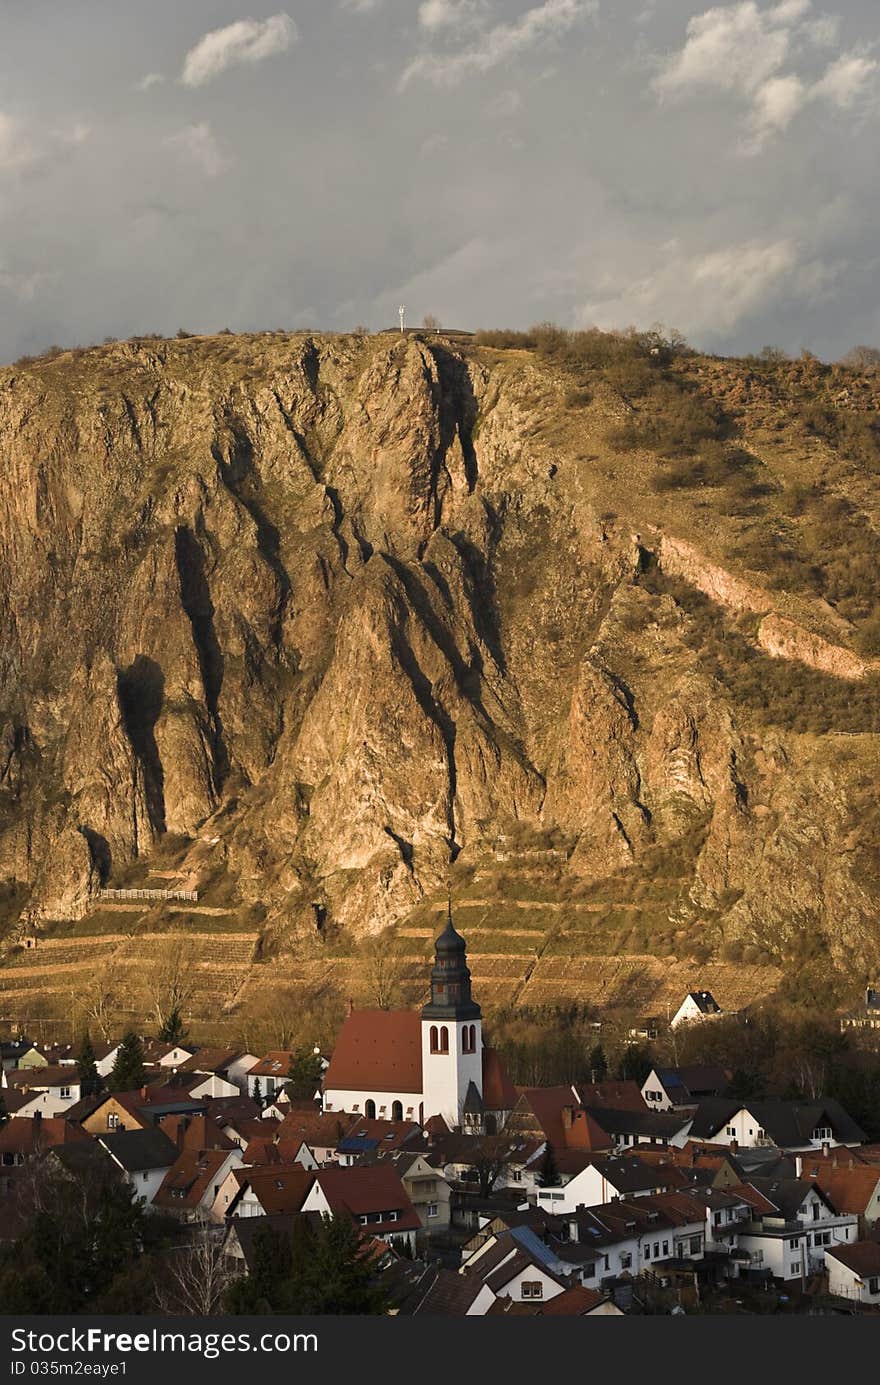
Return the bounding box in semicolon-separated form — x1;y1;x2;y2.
233;1166;315;1215
178;1048;242;1075
826;1239;880;1277
276;1109;351;1148
153;1149;233;1209
312;1164;421;1232
539;1286;610;1316
481;1047;517;1111
248;1051;295;1077
810;1166;880;1215
7;1066;79;1090
323;1011;423;1095
575;1081;648;1112
0;1117;92;1156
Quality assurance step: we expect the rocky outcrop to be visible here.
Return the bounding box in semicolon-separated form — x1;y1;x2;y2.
0;331;879;982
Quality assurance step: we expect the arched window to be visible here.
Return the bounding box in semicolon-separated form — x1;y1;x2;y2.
430;1025;439;1054
392;1100;403;1121
439;1026;449;1053
462;1023;477;1054
365;1099;376;1120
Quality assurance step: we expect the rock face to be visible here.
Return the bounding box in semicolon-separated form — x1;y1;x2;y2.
1;331;879;984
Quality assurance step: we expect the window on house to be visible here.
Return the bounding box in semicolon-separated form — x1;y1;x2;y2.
662;1241;669;1256
726;1126;736;1136
653;1243;659;1258
690;1236;701;1254
620;1252;632;1269
392;1101;403;1121
108;1113;119;1129
713;1212;722;1226
427;1203;439;1218
60;1087;71;1099
791;1261;801;1276
439;1027;449;1054
358;1215;368;1225
643;1245;650;1260
869;1277;880;1294
365;1100;376;1120
789;1238;799;1249
584;1262;595;1277
521;1282;543;1299
812;1203;821;1220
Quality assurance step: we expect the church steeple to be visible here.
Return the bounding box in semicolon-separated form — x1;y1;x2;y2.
422;904;481;1021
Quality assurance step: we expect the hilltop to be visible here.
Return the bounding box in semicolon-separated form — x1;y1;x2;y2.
1;325;879;1040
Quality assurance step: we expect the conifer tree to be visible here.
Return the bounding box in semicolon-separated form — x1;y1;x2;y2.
107;1031;146;1092
76;1031;101;1097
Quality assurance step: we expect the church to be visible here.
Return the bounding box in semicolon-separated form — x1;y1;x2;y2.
321;914;517;1132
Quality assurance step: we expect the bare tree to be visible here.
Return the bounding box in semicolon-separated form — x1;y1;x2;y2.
422;314;441;332
360;933;407;1010
156;1216;235;1316
841;345;880;370
468;1133;524;1197
149;937;196;1036
79;961;123;1041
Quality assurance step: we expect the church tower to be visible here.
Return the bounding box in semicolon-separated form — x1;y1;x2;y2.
421;909;482;1128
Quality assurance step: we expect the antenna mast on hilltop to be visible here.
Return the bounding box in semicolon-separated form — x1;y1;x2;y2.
399;304;406;335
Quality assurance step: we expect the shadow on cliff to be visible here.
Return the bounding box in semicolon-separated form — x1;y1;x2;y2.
117;655;166;834
174;527;229;790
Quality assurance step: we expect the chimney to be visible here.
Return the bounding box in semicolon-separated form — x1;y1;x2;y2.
562;1106;574;1131
822;1142;830;1158
794;1155;803;1177
140;1086;148;1099
730;1138;738;1154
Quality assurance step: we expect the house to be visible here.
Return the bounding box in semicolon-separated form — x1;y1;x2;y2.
580;1105;692;1152
222;1210;327;1273
840;987;880;1035
641;1065;730;1112
152;1146;243;1220
79;1088;207;1137
505;1087;613;1154
535;1154;689;1216
536;1286;623;1316
273;1108;352;1163
0;1039;43;1073
301;1164;422;1251
321;917;515;1132
385;1151;451;1234
98;1128;179;1207
246;1051;296;1100
797;1154;880;1228
0;1115;91;1166
176;1049;258;1095
825;1240;880;1305
333;1117;423;1166
670;991;723;1029
140;1039;196;1069
735;1177;859;1281
407;1264;497;1316
3;1067;81;1117
221;1165;316;1219
688;1097;866;1152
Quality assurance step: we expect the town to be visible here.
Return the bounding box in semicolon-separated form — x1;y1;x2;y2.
2;916;880;1317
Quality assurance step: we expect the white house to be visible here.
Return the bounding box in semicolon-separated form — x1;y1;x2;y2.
689;1098;866;1152
670;991;723;1029
300;1164;421;1251
535;1156;675;1216
826;1241;880;1305
321;917;515;1132
3;1067;81;1118
736;1179;859;1282
98;1128;178;1208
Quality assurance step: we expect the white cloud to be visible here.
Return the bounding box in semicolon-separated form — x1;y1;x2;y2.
165;122;229;178
340;0;383;10
581;237;811;337
0;112;38;171
653;2;802;102
137;72;165;92
655;2;879;151
400;0;597;89
181;13;297;88
813;51;879;109
418;0;486;31
53;122;91;147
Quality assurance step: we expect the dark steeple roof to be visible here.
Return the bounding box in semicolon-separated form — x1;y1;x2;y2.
421;907;481;1022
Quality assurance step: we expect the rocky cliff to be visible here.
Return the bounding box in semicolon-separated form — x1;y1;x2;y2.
1;329;879;1013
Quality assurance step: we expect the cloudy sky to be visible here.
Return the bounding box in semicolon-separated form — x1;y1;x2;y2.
0;0;878;360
